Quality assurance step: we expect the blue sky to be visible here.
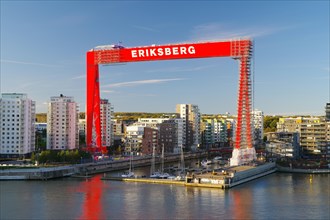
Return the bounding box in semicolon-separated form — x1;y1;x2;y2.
1;1;329;115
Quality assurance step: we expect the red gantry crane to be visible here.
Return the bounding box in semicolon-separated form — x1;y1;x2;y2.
86;39;256;165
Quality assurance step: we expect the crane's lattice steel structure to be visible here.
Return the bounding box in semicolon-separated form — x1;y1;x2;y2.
86;39;256;165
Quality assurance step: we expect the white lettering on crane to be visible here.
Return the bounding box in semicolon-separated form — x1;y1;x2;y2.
131;45;196;58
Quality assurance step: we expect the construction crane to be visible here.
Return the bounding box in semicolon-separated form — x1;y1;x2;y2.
85;39;255;165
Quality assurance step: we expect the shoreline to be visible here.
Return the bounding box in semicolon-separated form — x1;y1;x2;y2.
1;158;329;181
276;165;330;174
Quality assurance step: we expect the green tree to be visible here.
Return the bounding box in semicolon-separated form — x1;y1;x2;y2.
264;116;280;133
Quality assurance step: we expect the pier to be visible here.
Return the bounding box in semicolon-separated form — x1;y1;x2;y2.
101;162;278;189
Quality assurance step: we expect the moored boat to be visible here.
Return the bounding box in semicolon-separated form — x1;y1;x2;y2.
201;159;212;166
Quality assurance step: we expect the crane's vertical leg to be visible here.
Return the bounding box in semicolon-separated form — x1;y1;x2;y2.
86;52;102;153
231;40;256;166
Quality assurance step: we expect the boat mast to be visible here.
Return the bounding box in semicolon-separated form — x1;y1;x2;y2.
180;145;185;174
129;148;133;173
161;143;164;173
150;144;155;175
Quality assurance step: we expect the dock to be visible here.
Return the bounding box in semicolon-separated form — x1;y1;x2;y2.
101;176;186;186
101;162;277;189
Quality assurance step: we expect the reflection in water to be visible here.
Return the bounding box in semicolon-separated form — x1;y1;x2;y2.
78;176;104;220
0;170;329;220
230;188;253;219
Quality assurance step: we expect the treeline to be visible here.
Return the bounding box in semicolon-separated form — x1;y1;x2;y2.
36;112;173;122
37;112;281;133
36;113;85;122
114;112;175;121
263;116;280;133
31;149;91;164
36;113;47;122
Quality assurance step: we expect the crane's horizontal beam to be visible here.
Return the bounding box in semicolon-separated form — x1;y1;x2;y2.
89;39;252;65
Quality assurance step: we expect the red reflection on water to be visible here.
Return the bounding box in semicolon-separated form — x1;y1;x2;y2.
231;190;253;219
78;176;105;220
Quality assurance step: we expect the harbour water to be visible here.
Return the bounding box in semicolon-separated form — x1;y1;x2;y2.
0;165;329;220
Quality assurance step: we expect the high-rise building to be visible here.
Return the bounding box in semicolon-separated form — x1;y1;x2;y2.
47;94;79;150
176;104;201;151
325;103;330;121
252;109;264;146
0;93;35;158
100;99;114;147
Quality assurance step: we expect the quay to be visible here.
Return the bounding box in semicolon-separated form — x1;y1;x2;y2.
0;152;206;180
276;165;330;174
102;176;186;186
0;166;75;180
101;162;277;189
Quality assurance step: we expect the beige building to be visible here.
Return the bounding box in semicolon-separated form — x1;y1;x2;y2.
277;117;329;159
100;99;114;147
47;94;79;150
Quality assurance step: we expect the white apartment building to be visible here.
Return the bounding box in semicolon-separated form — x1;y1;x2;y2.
252;109;264;146
176;104;201;151
0;93;35;158
214;119;228;144
100;99;114;147
47;94;79;150
125;125;145;155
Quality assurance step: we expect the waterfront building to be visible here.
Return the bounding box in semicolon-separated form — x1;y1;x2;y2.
137;117;184;154
214;119;228;146
326;121;330;159
124;125;144;155
201;118;228;149
277;117;329;159
0;93;35;158
176;104;201;151
100;99;114;147
326;103;330;121
141;127;159;155
252;109;264;146
47;94;79;150
201;119;214;149
300;121;328;159
266;132;300;159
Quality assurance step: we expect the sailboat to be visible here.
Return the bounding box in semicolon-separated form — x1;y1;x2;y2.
158;144;171;179
122;150;135;178
175;145;186;180
150;145;161;178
